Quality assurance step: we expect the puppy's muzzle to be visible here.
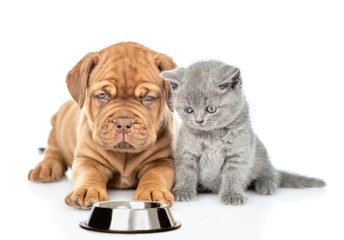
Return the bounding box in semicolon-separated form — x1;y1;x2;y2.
114;118;133;134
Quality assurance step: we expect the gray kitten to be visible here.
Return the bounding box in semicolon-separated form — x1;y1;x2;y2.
160;60;325;205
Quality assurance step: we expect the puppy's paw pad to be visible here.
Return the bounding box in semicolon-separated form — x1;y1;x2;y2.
64;186;109;209
133;188;174;207
221;192;248;205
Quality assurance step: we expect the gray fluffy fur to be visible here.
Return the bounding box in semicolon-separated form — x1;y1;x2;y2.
160;60;325;205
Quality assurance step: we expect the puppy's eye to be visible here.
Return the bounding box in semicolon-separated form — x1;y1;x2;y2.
205;106;217;113
97;94;107;99
184;107;193;114
142;95;157;106
145;96;155;101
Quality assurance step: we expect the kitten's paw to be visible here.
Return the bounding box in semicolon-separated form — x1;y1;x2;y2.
254;179;277;195
172;189;196;202
221;192;248;205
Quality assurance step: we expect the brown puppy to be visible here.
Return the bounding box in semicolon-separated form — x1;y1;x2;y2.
28;42;177;209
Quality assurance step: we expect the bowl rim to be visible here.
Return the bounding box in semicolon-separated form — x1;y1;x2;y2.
93;200;169;210
80;220;182;234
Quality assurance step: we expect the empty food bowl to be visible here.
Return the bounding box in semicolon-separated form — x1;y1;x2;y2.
80;201;181;233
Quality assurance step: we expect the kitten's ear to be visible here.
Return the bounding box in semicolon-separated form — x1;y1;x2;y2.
216;66;241;90
160;68;185;91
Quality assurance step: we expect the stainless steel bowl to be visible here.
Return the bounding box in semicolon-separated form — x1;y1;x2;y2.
80;201;181;233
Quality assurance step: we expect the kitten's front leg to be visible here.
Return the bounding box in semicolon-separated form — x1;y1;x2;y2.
172;150;198;202
219;155;249;205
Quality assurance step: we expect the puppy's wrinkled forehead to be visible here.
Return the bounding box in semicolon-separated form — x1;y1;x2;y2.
90;52;162;98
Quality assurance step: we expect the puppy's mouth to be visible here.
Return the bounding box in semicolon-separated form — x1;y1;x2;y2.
114;141;135;150
112;131;137;150
97;115;152;152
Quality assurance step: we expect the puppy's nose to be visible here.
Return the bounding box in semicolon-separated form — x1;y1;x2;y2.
114;118;133;133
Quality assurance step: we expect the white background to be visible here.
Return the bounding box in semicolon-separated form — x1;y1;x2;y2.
1;0;343;239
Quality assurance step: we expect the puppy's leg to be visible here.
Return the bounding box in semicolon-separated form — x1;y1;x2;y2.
64;158;111;209
28;114;67;182
133;159;175;206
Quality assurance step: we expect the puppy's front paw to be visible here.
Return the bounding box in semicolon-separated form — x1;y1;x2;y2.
28;159;66;183
221;192;248;205
64;186;109;209
133;187;174;207
172;189;196;202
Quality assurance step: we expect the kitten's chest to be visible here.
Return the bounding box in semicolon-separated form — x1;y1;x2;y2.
195;131;237;191
197;138;226;187
197;130;235;164
199;140;225;168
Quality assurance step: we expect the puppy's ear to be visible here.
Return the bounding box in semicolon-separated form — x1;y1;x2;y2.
155;53;177;112
66;52;99;109
154;53;177;72
160;68;185;91
163;80;174;112
216;66;241;90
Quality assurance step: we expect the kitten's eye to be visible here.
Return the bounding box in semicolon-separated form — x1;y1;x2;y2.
145;96;155;101
184;107;193;114
97;93;107;100
206;106;217;113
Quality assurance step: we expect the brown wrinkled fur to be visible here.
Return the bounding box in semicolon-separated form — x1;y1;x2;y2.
28;42;177;209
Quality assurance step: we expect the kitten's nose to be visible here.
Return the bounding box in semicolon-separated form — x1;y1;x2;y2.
114;118;133;133
196;120;204;124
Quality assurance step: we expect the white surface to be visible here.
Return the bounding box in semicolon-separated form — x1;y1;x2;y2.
1;0;344;239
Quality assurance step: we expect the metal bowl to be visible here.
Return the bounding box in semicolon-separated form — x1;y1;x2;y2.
80;201;181;233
